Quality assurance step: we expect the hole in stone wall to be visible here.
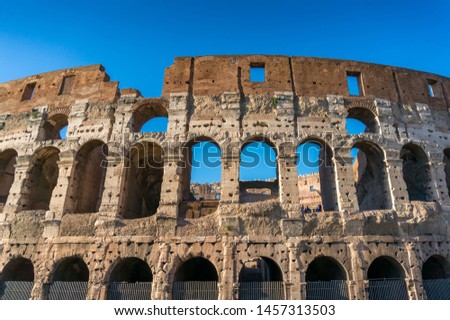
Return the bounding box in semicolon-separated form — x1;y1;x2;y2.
346;107;378;134
239;257;283;282
368;256;405;279
21;82;36;101
58;75;75;95
0;257;34;281
24;147;60;211
305;256;346;281
346;72;362;96
427;80;439;98
297;140;336;212
239;139;278;203
109;258;153;282
53;257;89;282
174;257;218;282
71;140;108;213
132;102;168;133
422;255;450;280
41;114;69;140
0;149;17;209
400;143;433;202
250;63;265;82
122;142;164;219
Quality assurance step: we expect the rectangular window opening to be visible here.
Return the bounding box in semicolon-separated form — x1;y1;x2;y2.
427;80;437;97
21;82;36;101
347;72;362;96
59;75;75;95
250;63;265;82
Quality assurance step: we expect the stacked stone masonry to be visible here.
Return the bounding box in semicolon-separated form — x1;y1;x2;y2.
0;56;449;300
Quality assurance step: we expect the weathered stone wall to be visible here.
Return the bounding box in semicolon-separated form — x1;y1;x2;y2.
0;56;449;300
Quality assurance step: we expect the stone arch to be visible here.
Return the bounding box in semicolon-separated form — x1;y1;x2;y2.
131;99;168;133
305;256;349;300
0;149;17;209
179;136;222;218
346;106;379;134
240;136;279;203
68;140;108;213
367;255;408;300
121;141;164;219
172;256;219;300
351;140;391;211
400;143;433;201
421;255;450;300
22;146;60;211
47;256;89;300
0;257;34;300
40;113;69;140
297;137;337;211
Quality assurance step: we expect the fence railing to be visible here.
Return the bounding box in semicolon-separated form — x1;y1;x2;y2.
306;280;349;300
368;278;408;300
0;281;34;300
172;281;218;300
107;282;152;300
423;278;450;300
238;281;285;300
47;281;88;300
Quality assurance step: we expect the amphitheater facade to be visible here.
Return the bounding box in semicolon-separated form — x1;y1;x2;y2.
0;55;449;300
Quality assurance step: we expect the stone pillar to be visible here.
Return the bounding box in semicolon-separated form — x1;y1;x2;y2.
157;150;183;219
4;155;32;214
279;155;300;218
405;242;421;300
385;154;410;214
152;242;171;300
348;239;367;300
220;153;240;208
429;153;450;209
334;150;359;213
219;239;235;300
287;242;301;299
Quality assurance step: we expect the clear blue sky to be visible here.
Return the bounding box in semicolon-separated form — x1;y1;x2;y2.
1;0;450;98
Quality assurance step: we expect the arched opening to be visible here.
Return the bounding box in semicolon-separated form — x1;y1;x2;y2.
400;144;433;202
172;257;218;300
0;149;17;211
107;258;153;300
48;257;89;300
240;138;278;203
41;114;69;140
443;149;450;197
351;141;390;211
346;107;379;134
21;147;59;211
132;102;168;133
180;139;222;219
238;256;284;300
305;256;348;300
367;256;408;300
422;255;450;300
121;142;163;219
70;140;107;213
297;140;336;212
0;257;34;300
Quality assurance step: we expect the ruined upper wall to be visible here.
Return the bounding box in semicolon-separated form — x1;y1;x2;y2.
163;55;450;111
0;65;119;114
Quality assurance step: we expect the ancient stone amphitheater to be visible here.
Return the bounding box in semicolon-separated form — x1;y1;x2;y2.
0;55;449;300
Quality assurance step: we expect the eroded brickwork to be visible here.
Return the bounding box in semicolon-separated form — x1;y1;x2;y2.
0;56;449;300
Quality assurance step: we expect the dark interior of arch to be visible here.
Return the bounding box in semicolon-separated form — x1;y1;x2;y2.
239;257;283;282
305;256;346;282
109;258;153;283
368;256;405;279
353;142;389;211
422;256;450;280
0;149;17;205
132;103;168;132
444;149;450;197
400;144;432;201
174;257;218;282
53;257;89;282
346;107;378;133
122;142;163;219
27;147;60;210
0;257;34;281
73;141;107;213
41;114;68;140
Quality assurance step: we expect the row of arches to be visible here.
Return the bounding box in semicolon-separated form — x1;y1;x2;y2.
0;135;447;216
1;254;449;300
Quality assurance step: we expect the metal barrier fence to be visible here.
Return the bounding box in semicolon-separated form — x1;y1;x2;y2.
306;280;349;300
368;278;408;300
172;281;218;300
47;281;88;300
423;278;450;300
238;281;285;300
107;282;152;300
0;281;34;300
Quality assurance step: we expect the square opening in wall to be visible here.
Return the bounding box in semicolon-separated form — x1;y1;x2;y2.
250;63;265;82
427;80;438;97
347;72;362;96
21;82;36;101
59;75;75;95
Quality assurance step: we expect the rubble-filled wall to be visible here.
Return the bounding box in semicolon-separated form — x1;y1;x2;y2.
0;56;450;300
